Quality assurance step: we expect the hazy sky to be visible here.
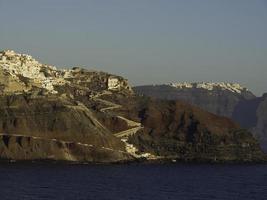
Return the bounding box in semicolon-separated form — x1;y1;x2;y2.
0;0;266;95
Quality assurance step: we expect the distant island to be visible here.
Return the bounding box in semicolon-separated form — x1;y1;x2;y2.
0;50;266;163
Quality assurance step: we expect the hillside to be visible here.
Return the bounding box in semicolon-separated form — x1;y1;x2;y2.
0;50;265;163
134;84;267;152
126;99;265;162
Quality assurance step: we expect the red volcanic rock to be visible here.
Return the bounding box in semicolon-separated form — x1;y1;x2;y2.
128;99;266;162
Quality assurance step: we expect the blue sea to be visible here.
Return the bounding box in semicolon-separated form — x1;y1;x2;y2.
0;163;267;200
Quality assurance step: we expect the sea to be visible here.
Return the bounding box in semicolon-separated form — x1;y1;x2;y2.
0;163;267;200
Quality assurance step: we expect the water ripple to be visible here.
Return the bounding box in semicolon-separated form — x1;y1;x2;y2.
0;163;267;200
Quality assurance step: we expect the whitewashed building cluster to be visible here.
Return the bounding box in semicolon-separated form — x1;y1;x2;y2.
169;82;247;94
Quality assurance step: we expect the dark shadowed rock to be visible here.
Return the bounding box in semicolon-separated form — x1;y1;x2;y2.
252;94;267;152
127;99;266;162
134;84;267;152
134;84;255;118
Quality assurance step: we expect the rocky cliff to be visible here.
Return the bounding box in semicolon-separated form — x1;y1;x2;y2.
230;94;267;152
0;50;265;163
123;99;266;162
134;83;255;118
249;94;267;152
0;50;134;163
134;84;267;152
0;50;132;95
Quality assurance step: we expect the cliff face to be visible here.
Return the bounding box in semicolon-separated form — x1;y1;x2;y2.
0;50;134;163
0;94;133;163
134;84;255;118
127;100;266;162
252;94;267;152
0;50;265;163
134;84;267;152
0;50;132;95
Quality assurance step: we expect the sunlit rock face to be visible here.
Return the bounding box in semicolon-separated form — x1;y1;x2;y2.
0;50;134;163
0;50;133;95
0;50;265;163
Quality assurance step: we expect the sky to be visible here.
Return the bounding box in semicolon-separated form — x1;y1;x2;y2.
0;0;266;96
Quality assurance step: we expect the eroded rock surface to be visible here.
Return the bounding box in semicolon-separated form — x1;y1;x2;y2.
134;84;267;152
0;50;265;163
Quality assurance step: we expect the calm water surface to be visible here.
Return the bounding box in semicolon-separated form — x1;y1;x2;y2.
0;163;267;200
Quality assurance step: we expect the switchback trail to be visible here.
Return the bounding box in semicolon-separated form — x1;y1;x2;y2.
92;91;157;159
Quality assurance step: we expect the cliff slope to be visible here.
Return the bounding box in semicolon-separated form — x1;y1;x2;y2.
125;99;266;162
134;83;267;152
134;83;255;118
0;50;265;163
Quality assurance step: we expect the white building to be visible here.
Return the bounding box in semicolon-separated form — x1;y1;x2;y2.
0;55;6;62
4;50;16;57
108;77;120;90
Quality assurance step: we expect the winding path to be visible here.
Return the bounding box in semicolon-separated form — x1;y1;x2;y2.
91;91;157;159
92;91;143;138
